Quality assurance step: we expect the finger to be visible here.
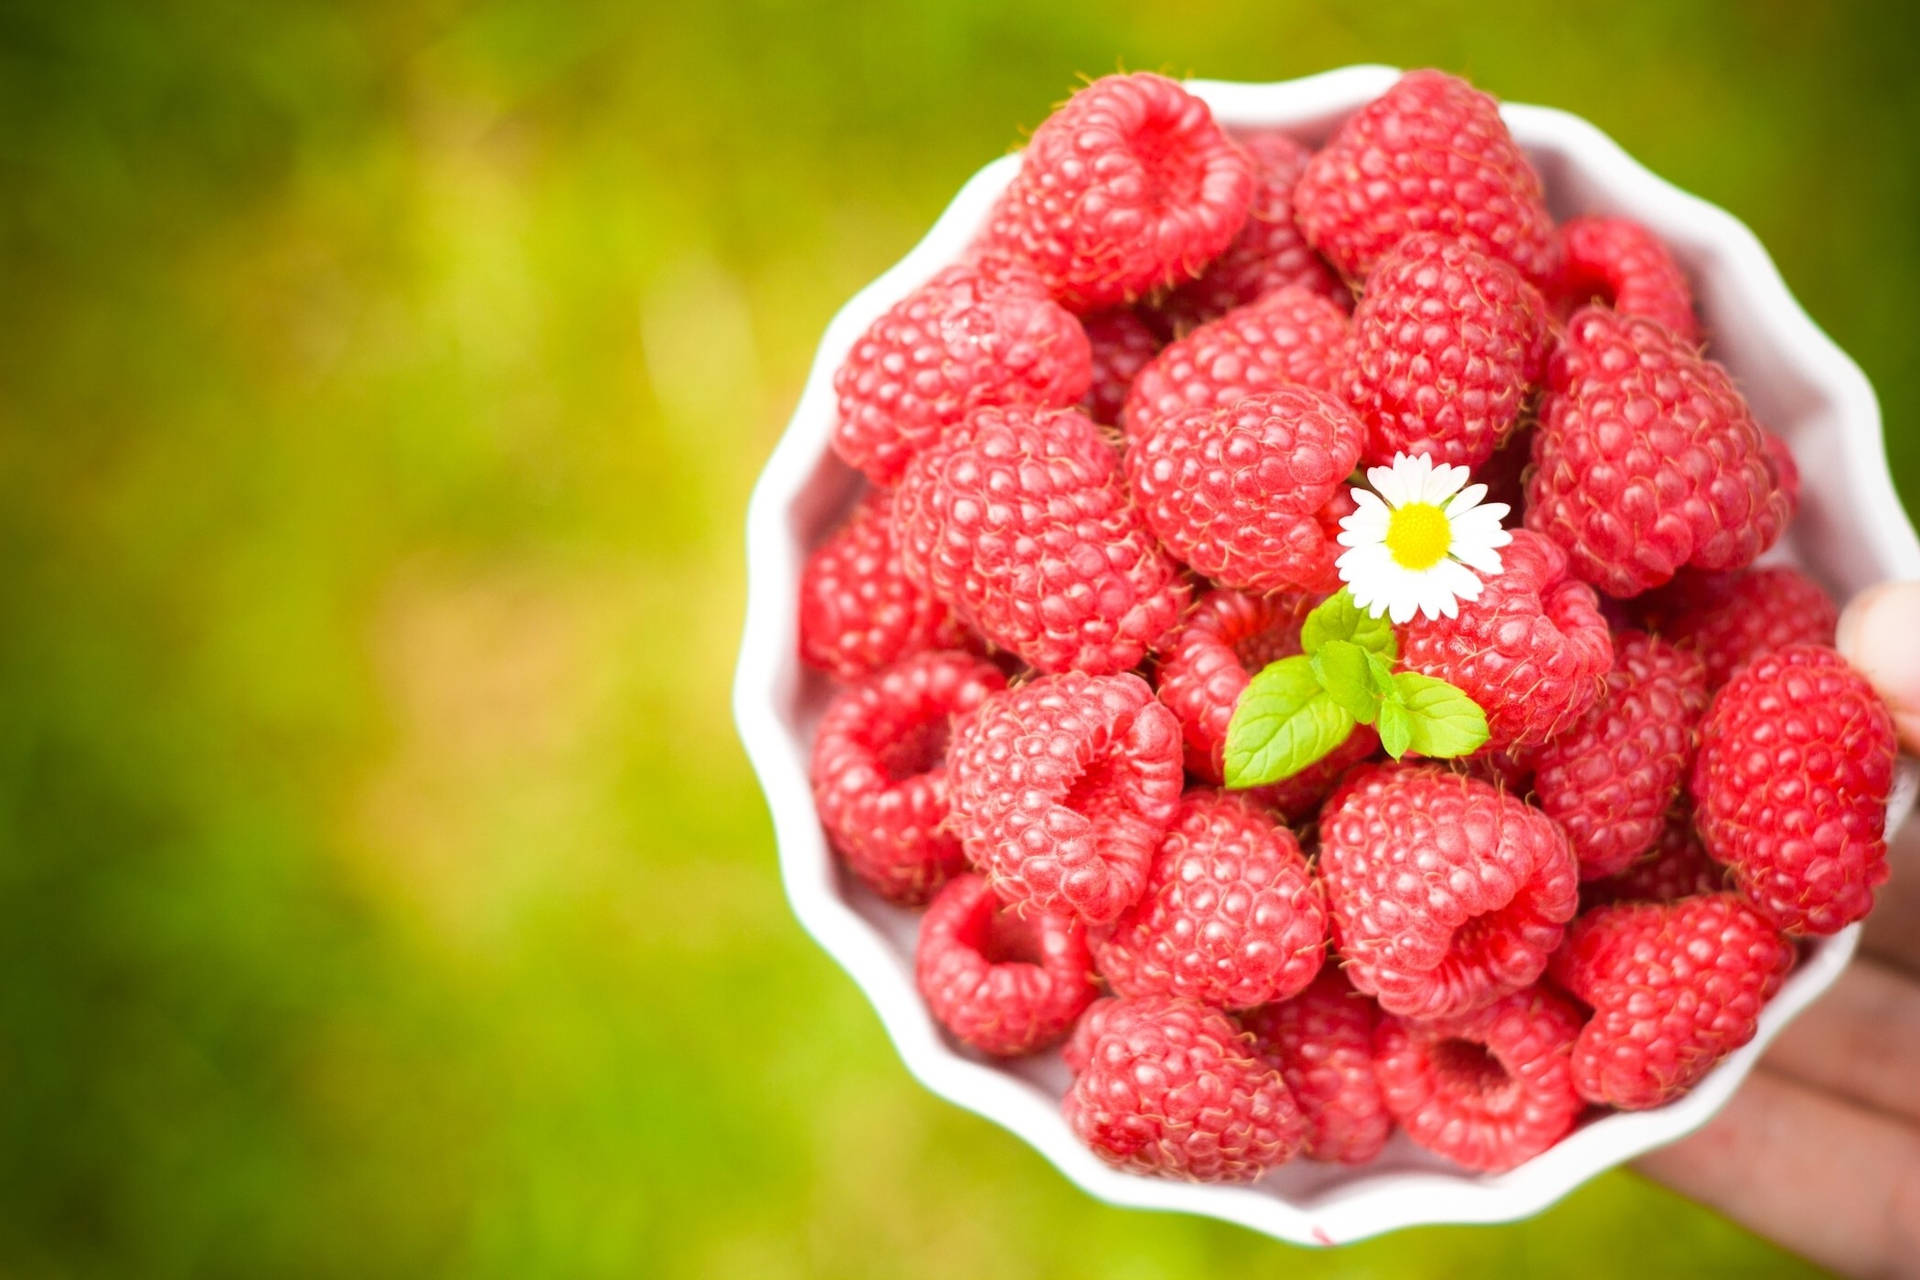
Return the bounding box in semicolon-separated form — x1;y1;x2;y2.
1863;816;1920;977
1837;580;1920;751
1635;1070;1920;1279
1762;956;1920;1124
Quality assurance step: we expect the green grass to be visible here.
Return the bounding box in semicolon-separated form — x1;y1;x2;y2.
2;0;1915;1274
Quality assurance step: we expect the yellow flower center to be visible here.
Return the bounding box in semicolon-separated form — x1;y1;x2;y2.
1385;502;1452;570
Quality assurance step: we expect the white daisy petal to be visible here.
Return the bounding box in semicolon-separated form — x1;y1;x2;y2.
1369;464;1409;507
1434;558;1486;602
1423;461;1470;505
1445;483;1490;515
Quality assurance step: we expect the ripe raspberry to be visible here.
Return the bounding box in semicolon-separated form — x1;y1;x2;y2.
1399;530;1615;750
914;873;1098;1057
1550;215;1697;342
799;490;974;680
1154;588;1313;779
1077;307;1162;424
1372;984;1584;1172
893;405;1189;675
947;672;1183;925
1093;789;1327;1009
1550;894;1793;1109
1293;70;1556;284
1343;231;1550;468
1530;631;1709;880
1121;285;1351;442
1527;306;1793;596
1317;763;1579;1019
831;261;1092;483
1581;806;1728;909
984;73;1254;312
1064;995;1306;1181
1241;970;1391;1164
1158;128;1347;332
809;651;1006;905
1646;565;1839;689
1690;645;1897;935
1127;386;1365;595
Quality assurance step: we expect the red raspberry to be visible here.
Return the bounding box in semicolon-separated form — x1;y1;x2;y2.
1317;763;1579;1019
1293;70;1556;284
1064;995;1306;1181
1581;806;1729;909
1154;588;1313;779
947;672;1183;925
1690;645;1897;935
1241;970;1392;1164
1646;565;1839;689
1526;307;1793;597
1478;425;1534;518
1077;307;1162;424
893;405;1189;676
1550;894;1793;1109
914;873;1098;1057
1158;128;1347;332
1372;984;1585;1172
798;490;974;680
1127;386;1365;595
809;651;1006;905
1399;530;1615;750
984;74;1254;312
1093;789;1327;1009
1343;231;1550;468
1531;631;1709;880
1121;285;1351;442
1550;215;1697;342
831;261;1092;483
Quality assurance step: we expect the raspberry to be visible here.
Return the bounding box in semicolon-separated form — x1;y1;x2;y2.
1063;995;1306;1181
1372;984;1585;1172
1646;565;1839;689
1581;805;1729;909
984;74;1254;312
1550;894;1793;1109
914;873;1098;1057
1690;644;1897;935
1126;386;1365;595
1343;231;1550;468
809;651;1007;905
1399;530;1615;750
1317;763;1579;1019
1093;789;1327;1009
1158;128;1347;332
947;672;1183;925
1153;587;1313;779
893;405;1189;676
1077;307;1162;424
1241;970;1391;1164
799;490;975;680
1550;215;1697;342
1293;70;1556;284
1121;285;1351;442
1256;727;1382;824
1530;631;1709;880
831;261;1092;483
1527;306;1793;597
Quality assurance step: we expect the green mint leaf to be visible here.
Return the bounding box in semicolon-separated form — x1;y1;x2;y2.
1376;698;1414;758
1390;672;1491;758
1300;588;1398;661
1310;639;1381;724
1364;649;1400;698
1224;655;1359;788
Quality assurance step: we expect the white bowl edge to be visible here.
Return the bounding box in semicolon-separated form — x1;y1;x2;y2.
732;65;1920;1245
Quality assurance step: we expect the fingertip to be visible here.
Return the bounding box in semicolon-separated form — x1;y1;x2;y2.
1837;580;1920;751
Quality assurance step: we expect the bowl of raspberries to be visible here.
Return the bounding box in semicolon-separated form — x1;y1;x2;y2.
733;63;1920;1243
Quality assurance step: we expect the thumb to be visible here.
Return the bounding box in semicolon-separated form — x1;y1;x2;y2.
1836;580;1920;752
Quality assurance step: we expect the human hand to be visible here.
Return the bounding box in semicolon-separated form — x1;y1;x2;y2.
1636;581;1920;1279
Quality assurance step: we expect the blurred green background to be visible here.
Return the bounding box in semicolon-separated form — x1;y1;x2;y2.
3;0;1916;1275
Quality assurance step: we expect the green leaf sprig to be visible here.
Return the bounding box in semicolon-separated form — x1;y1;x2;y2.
1222;588;1489;789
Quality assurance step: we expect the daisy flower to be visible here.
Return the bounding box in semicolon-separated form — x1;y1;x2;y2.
1336;454;1512;623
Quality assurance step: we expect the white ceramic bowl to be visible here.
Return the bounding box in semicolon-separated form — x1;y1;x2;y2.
733;64;1920;1244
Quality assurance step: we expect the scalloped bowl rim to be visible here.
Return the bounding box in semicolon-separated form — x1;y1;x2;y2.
732;64;1920;1245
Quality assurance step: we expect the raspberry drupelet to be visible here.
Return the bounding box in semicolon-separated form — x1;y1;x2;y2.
915;873;1099;1057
